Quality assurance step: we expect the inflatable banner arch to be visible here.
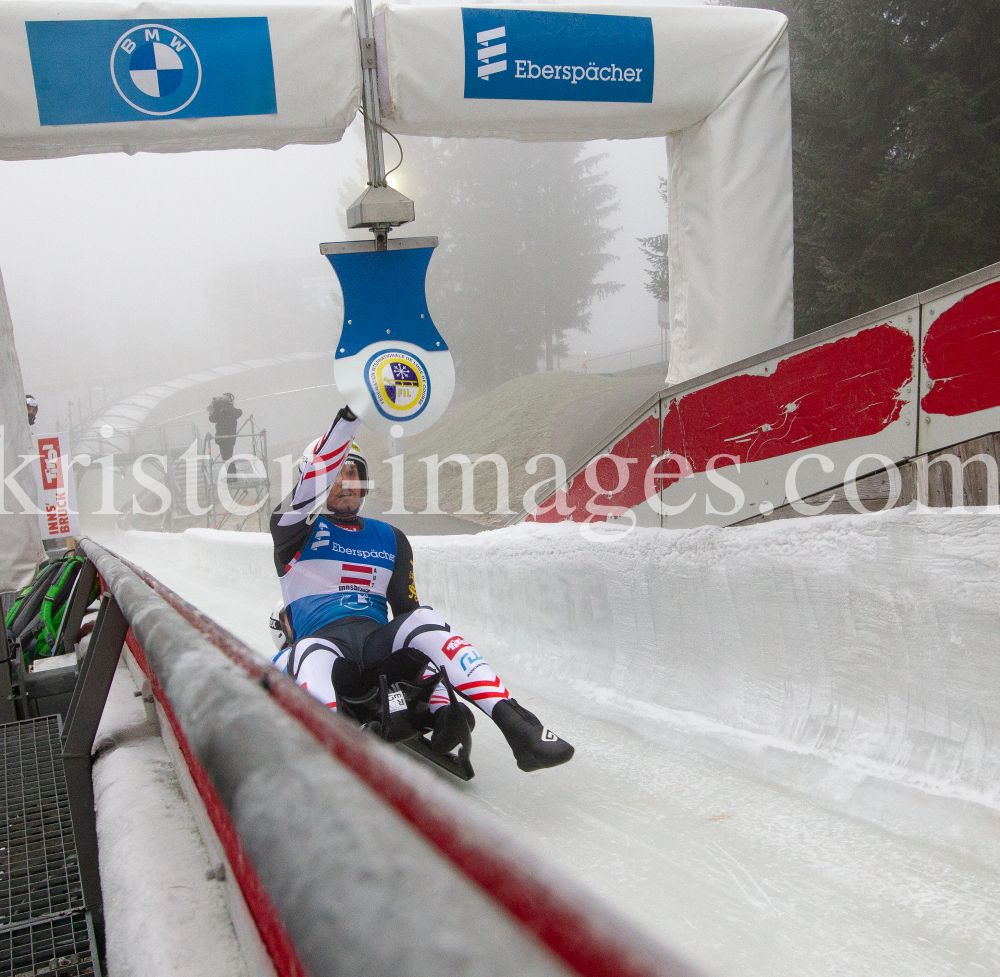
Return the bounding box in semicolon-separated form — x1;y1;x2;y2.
0;1;792;387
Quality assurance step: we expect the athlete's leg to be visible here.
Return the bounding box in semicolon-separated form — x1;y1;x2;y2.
420;663;452;715
410;660;476;754
382;608;510;716
358;611;481;754
282;636;344;710
379;608;573;770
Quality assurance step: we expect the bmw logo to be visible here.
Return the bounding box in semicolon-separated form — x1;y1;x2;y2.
110;24;201;116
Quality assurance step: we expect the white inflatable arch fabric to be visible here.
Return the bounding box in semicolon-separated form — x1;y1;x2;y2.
0;0;361;158
0;1;791;384
0;268;45;591
376;4;794;382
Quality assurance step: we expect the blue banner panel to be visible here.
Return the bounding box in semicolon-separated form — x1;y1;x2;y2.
26;18;277;125
462;7;653;103
326;247;447;358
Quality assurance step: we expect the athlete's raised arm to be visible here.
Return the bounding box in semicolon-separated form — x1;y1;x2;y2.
276;406;361;527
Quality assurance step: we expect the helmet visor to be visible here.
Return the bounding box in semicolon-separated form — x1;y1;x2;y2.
339;457;370;497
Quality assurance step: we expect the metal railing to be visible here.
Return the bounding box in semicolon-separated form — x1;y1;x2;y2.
582;341;667;375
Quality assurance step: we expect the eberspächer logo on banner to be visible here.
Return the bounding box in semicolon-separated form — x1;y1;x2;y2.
111;24;202;116
476;26;507;79
462;8;654;103
364;350;432;421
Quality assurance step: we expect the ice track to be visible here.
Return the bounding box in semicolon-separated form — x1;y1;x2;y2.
101;507;1000;977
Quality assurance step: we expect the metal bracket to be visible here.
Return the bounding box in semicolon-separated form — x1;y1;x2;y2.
62;590;130;960
360;36;376;69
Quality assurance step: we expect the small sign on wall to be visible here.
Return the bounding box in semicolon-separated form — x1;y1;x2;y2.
33;433;80;540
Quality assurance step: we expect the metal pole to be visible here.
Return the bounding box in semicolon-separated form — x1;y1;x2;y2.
343;0;414;243
0;609;18;724
356;0;385;188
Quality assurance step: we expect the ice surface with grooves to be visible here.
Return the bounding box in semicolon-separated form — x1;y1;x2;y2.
102;506;1000;977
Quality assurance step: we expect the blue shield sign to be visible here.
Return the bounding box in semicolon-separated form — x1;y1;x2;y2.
26;18;277;125
322;238;454;436
462;8;654;103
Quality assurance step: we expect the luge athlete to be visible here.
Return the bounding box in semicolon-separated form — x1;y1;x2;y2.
270;406;573;772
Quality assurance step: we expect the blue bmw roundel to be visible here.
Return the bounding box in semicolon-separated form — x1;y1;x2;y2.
111;24;202;116
128;40;185;98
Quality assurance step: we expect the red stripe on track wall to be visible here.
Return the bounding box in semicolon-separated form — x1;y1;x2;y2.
922;280;1000;416
112;553;699;977
531;323;914;523
533;414;660;524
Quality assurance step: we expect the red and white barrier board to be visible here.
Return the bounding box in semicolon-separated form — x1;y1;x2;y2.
532;404;661;529
527;262;1000;528
33;431;80;540
531;298;921;529
918;262;1000;455
656;302;920;527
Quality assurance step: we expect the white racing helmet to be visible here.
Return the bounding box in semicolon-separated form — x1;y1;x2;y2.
299;438;369;512
269;600;289;651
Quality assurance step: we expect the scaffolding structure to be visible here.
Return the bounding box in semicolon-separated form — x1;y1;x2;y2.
108;416;270;534
202;417;271;533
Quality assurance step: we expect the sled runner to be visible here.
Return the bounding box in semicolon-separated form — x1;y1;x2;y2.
339;670;475;781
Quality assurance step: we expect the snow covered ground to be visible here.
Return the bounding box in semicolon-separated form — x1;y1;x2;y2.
99;505;1000;977
91;653;249;977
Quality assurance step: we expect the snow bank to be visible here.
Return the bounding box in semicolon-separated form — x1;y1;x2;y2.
416;508;1000;812
92;658;249;977
107;505;1000;812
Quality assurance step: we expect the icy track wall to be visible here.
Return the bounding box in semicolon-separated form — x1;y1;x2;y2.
418;513;1000;811
120;507;1000;814
86;537;704;977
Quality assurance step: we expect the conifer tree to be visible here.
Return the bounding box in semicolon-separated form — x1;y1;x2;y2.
392;138;622;389
638;177;669;304
747;0;1000;334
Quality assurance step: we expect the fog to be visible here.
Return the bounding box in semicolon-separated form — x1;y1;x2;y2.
0;117;667;430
